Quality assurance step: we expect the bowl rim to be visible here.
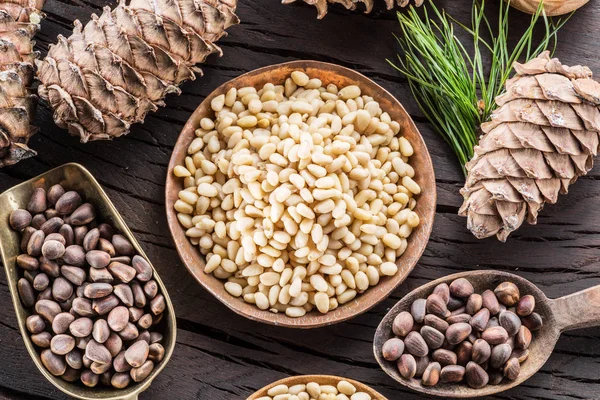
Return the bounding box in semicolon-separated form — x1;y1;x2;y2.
246;374;388;399
0;162;177;400
165;60;437;328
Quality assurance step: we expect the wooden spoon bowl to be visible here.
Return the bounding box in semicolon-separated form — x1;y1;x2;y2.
374;270;600;397
507;0;589;15
247;374;387;399
165;61;436;328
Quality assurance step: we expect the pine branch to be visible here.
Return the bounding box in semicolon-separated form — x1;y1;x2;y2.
390;0;569;175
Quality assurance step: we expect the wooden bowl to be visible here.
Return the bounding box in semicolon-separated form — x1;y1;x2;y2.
0;163;176;400
165;61;437;328
507;0;589;15
247;375;387;399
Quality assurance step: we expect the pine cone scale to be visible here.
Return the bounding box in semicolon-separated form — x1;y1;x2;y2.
571;129;599;155
510;123;554;152
572;79;600;104
572;103;600;131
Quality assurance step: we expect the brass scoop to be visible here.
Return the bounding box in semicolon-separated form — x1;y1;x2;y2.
374;270;599;397
0;163;176;400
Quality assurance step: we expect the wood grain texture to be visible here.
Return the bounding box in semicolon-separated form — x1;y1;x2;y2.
1;0;600;399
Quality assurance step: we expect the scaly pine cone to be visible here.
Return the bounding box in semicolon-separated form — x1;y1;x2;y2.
282;0;422;19
37;0;238;142
0;0;44;167
459;51;600;241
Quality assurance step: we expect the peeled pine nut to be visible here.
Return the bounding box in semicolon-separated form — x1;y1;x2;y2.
173;71;423;317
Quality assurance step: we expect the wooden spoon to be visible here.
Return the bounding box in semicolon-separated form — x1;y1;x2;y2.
247;375;387;399
373;270;599;397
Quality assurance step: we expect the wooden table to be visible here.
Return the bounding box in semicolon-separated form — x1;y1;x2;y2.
1;0;600;398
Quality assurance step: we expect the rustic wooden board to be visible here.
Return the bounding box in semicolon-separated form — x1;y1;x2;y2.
1;0;600;398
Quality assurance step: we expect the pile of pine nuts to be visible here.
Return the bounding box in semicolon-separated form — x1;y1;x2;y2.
256;380;373;400
173;71;421;318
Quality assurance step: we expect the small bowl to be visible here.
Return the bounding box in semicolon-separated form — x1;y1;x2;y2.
165;61;436;328
247;374;387;399
507;0;589;15
0;163;176;400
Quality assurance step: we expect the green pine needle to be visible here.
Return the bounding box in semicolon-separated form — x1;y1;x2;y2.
390;0;569;175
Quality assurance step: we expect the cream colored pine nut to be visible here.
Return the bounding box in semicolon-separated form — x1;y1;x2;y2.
320;385;338;394
339;85;361;100
289;291;309;307
314;292;330;313
291;71;309;86
288;385;306;395
184;155;197;173
340;269;356;289
407;211;420;228
279;284;291;304
399;223;412;238
350;393;372;400
320;263;343;275
177;213;193;229
259;271;279;286
211;94;225;111
337;289;357;304
366;265;380;286
337;381;356;396
268;285;280;306
204;254;222;273
224;281;242;297
310;274;328;292
268;385;289;396
174;200;194;214
402;176;421;195
382;233;402;250
285;306;306;318
174;165;191;177
355;271;369;291
380;262;399;276
254;292;269;310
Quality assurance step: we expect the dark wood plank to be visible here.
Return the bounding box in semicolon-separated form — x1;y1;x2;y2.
1;0;600;398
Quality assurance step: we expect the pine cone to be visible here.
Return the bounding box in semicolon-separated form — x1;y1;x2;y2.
459;51;600;241
37;0;238;142
282;0;422;19
0;0;44;167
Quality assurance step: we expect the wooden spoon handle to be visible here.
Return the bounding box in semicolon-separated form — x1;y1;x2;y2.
552;286;600;332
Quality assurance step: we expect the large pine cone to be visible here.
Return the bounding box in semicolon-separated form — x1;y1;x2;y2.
0;0;44;167
459;51;600;241
37;0;238;142
282;0;422;19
